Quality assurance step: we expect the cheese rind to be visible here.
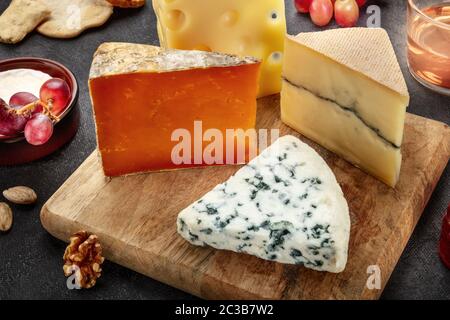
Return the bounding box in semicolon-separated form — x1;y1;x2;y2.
281;29;409;187
287;28;409;97
89;42;259;78
89;42;260;176
152;0;286;97
178;135;350;273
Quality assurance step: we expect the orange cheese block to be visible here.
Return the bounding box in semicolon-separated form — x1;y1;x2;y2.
89;43;261;176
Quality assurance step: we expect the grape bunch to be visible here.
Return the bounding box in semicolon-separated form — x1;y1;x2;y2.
0;78;70;146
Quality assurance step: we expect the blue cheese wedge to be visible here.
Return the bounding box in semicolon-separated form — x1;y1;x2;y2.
177;135;350;273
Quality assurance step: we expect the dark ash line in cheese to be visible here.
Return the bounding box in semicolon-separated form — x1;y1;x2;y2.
282;78;400;149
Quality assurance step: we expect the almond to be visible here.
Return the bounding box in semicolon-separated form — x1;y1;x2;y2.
0;202;13;232
3;186;37;205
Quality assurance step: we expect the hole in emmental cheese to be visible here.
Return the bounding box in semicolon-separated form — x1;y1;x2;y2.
165;9;186;31
268;51;283;64
221;10;239;27
270;10;279;21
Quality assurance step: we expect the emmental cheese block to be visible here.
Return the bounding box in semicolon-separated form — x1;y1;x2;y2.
89;42;261;177
178;135;351;273
281;28;410;187
152;0;286;98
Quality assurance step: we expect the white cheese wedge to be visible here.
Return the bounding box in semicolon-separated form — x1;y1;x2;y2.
177;135;350;273
281;28;410;187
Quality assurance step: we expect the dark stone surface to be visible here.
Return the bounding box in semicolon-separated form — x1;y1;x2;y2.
0;0;448;300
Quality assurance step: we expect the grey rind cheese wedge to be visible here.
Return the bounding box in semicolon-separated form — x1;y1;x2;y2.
281;28;410;187
88;42;260;176
177;135;350;273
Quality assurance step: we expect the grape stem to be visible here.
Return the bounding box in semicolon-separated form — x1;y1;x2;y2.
15;100;60;122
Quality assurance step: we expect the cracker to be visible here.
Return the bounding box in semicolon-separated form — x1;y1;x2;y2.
37;0;113;39
107;0;145;8
0;0;51;44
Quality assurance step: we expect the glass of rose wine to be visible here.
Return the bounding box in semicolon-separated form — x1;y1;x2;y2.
407;0;450;96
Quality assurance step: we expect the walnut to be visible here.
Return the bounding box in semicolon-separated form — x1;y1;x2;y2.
63;231;105;289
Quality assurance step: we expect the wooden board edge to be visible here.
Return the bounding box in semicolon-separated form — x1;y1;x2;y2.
360;124;450;299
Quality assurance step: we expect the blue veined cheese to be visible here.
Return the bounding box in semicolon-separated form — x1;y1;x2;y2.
177;135;350;273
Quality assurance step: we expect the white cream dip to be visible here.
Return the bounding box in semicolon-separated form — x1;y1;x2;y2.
0;69;52;103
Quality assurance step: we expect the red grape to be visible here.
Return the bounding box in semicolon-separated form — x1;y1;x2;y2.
295;0;313;13
0;98;29;136
9;92;42;114
40;78;71;116
310;0;334;27
335;0;359;27
356;0;366;7
24;113;54;146
9;92;38;108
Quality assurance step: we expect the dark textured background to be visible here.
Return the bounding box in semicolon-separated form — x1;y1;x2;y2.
0;0;449;300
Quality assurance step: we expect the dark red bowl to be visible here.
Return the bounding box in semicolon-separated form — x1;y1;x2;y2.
0;57;79;165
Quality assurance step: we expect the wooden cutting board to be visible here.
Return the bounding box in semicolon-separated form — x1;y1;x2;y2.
41;96;450;300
